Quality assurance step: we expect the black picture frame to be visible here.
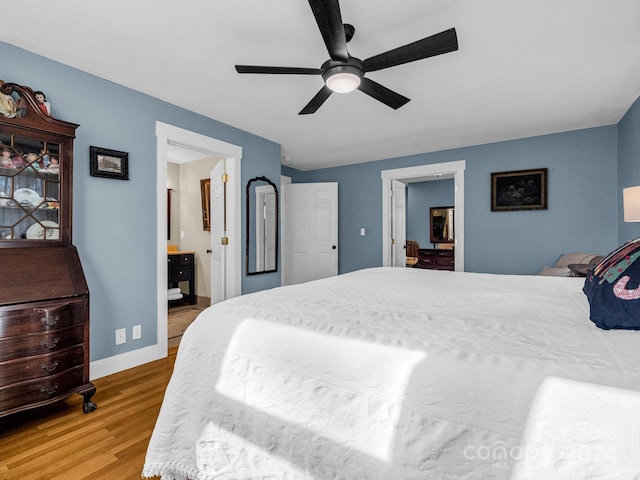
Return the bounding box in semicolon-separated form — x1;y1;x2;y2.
90;146;129;180
491;168;547;211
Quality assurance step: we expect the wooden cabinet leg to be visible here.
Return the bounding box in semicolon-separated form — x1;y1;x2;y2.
78;383;97;413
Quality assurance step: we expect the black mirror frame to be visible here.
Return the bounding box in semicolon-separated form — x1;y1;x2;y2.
429;205;455;245
246;176;279;276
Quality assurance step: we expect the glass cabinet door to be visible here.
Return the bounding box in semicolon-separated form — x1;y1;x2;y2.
0;132;62;241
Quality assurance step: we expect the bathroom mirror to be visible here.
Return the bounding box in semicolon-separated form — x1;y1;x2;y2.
246;176;278;275
430;206;454;244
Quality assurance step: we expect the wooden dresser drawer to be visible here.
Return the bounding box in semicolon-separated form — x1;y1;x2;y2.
418;254;435;267
0;324;84;362
0;345;84;387
0;299;86;338
169;266;193;282
0;365;84;413
418;248;455;271
436;251;454;268
168;254;194;266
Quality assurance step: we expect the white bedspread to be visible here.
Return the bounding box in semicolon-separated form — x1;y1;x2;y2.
143;268;640;479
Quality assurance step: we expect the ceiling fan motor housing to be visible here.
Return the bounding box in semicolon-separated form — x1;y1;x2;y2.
321;57;364;77
321;57;364;92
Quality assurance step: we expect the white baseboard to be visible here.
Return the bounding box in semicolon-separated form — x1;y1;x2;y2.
90;342;167;380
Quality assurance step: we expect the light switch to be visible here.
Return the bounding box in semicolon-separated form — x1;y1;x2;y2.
360;228;366;236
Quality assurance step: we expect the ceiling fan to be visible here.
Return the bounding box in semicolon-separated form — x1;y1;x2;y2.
235;0;458;115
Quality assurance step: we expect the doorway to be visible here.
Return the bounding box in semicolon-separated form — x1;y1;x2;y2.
156;122;242;356
381;160;465;271
167;156;220;348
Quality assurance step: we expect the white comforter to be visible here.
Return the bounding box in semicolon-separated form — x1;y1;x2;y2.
144;268;640;480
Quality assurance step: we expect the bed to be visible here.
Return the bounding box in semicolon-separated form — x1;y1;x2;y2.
143;267;640;479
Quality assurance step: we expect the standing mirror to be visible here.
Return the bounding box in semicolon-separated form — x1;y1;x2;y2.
430;206;455;244
246;176;278;275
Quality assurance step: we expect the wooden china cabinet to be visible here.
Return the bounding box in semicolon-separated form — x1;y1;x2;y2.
0;83;95;417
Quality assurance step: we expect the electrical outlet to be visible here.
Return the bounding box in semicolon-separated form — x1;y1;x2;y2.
115;328;126;345
132;324;142;340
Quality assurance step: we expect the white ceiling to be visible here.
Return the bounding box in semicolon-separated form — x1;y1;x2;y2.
2;0;640;171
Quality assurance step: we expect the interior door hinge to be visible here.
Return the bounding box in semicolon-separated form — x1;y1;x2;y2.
221;236;229;245
222;173;229;183
391;238;395;245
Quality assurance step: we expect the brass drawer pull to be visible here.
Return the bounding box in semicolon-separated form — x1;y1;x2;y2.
40;383;59;396
34;304;71;327
42;338;60;349
41;361;59;373
40;314;60;327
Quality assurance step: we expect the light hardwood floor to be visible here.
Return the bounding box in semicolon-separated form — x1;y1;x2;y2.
0;305;203;480
0;349;177;480
168;303;204;348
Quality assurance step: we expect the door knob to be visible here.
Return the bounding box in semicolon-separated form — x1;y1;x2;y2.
206;249;212;254
332;245;337;250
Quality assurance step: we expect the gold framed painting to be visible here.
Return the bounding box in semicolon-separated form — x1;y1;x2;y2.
491;168;547;211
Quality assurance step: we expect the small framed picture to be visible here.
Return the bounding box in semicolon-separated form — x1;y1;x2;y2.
200;178;211;231
491;168;547;211
90;146;129;180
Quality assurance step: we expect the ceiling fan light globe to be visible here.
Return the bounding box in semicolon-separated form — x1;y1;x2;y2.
326;72;361;93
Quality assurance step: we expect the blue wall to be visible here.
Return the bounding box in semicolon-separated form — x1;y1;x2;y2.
1;41;282;361
406;179;455;248
285;126;621;275
4;38;636;363
618;96;640;242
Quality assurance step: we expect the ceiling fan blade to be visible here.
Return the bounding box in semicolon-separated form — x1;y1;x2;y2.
362;28;458;73
299;86;333;115
307;0;349;62
357;77;410;110
235;65;323;75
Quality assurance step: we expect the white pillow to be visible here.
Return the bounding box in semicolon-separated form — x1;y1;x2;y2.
539;266;572;277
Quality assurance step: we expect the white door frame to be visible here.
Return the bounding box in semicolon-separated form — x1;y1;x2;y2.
91;123;242;379
280;175;292;286
381;160;465;271
391;180;407;267
156;122;242;348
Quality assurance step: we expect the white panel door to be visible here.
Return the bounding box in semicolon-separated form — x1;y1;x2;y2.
210;160;226;304
392;180;407;267
283;183;338;285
